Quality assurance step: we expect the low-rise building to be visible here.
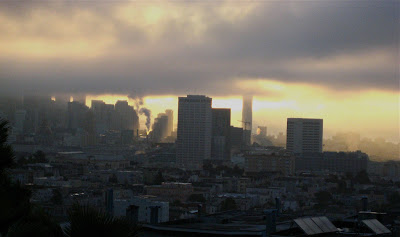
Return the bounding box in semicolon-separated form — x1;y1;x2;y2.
114;195;169;224
295;151;368;174
145;182;194;202
245;152;295;176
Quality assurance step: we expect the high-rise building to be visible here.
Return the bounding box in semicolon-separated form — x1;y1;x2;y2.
230;126;244;149
151;113;169;142
257;126;267;137
14;110;26;134
242;95;253;146
286;118;323;154
91;100;107;133
23;95;52;133
211;108;231;161
91;100;117;134
165;109;173;136
114;100;139;132
176;95;212;170
67;101;88;130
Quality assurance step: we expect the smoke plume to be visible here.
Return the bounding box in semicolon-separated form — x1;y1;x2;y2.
128;94;152;131
132;96;144;111
139;108;151;131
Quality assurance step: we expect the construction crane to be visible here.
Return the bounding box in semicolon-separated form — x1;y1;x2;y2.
238;120;251;131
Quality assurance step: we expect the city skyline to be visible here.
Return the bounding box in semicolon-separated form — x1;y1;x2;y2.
0;1;399;236
0;1;398;142
75;92;398;143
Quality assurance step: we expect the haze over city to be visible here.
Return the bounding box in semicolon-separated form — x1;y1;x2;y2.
1;0;399;142
0;1;399;237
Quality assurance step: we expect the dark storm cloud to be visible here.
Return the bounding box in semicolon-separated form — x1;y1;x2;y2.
0;0;398;96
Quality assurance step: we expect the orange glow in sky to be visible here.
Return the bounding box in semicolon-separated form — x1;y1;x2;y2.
85;79;399;142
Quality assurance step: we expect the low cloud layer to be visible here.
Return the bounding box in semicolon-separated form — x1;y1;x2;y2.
0;0;398;96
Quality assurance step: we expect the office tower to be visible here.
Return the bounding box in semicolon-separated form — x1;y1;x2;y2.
114;100;139;132
151;113;169;142
47;98;68;129
91;100;117;134
286;118;323;154
230;126;244;149
242;95;253;146
176;95;212;170
104;104;117;131
91;100;107;133
257;126;267;137
211;108;231;160
23;95;52;133
165;109;173;136
67;101;88;130
37;119;53;145
14;110;26;134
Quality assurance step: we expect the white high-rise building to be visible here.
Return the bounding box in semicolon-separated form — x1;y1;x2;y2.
286;118;323;154
176;95;212;170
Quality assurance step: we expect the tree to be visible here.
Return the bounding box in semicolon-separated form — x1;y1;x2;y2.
16;156;28;167
31;150;48;163
0;119;142;236
314;191;333;205
0;120;15;174
50;189;63;205
0;120;62;237
0;120;30;235
154;170;164;185
354;170;370;184
109;174;118;183
232;165;244;177
5;206;63;237
220;197;237;211
387;192;400;206
0;178;31;235
171;200;183;207
188;194;206;203
64;204;141;237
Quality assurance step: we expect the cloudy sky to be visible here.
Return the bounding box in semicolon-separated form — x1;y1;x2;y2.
0;0;399;140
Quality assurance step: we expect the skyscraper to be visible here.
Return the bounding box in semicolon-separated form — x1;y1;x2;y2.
286;118;323;154
151;113;169;142
242;95;253;146
67;101;88;130
257;126;267;137
211;108;231;161
176;95;212;170
14;110;26;134
114;100;139;132
165;109;173;137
